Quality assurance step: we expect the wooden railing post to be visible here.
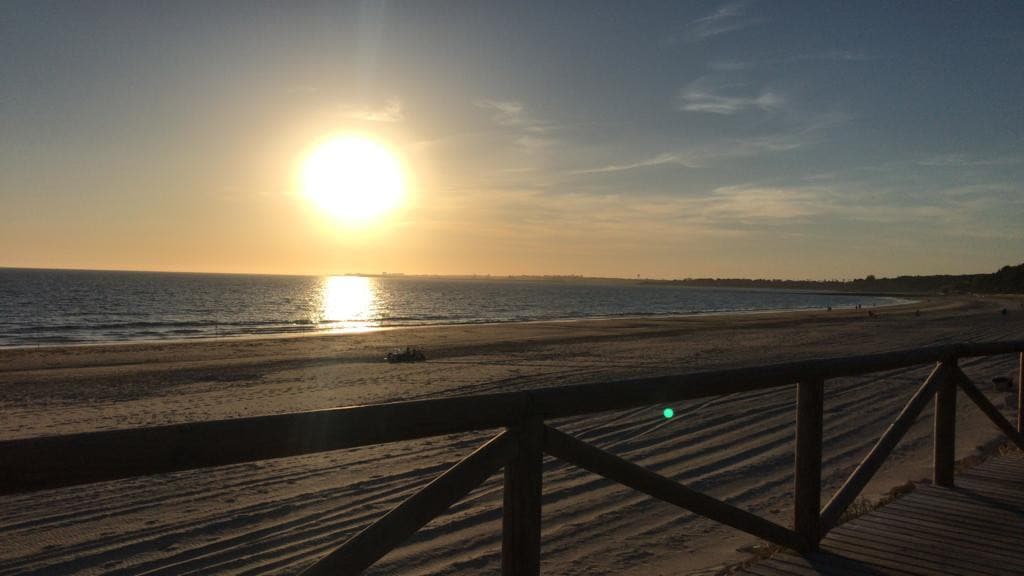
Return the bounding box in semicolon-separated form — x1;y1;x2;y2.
1018;352;1023;434
502;419;543;576
933;359;957;487
794;379;824;551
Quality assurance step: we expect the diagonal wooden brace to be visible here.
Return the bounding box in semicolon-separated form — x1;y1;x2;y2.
542;424;807;552
301;431;516;575
820;362;947;533
954;367;1024;452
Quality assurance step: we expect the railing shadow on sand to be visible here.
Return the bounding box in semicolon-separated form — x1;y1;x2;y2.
2;342;1024;575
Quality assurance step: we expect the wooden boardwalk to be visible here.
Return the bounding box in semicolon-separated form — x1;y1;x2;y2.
737;456;1024;576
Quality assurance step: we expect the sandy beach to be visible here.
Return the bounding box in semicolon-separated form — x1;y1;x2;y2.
1;295;1023;575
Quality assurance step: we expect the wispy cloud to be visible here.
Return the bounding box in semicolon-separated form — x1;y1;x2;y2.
935;182;1017;198
677;77;784;115
569;153;694;175
781;50;873;63
562;104;847;181
475;99;557;152
702;134;802;162
475;99;526;126
695;181;1005;235
705;51;872;75
434;170;1022;261
767;171;1023;241
695;133;812;167
343;97;404;122
431;186;745;244
916;153;1022;167
684;2;762;43
475;99;552;132
708;60;754;72
568;132;809;177
700;184;834;221
479;183;837;242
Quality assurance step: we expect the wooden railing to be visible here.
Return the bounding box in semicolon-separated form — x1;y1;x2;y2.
3;342;1024;574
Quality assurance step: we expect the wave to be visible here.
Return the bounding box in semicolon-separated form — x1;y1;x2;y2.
0;270;905;347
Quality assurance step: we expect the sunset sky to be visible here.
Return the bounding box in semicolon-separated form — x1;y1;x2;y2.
3;1;1022;279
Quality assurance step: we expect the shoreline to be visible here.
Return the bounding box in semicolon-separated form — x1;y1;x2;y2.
0;295;973;379
0;292;917;352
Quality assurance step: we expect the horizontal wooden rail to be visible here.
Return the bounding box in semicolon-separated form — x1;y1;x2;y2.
4;341;1024;496
0;394;530;495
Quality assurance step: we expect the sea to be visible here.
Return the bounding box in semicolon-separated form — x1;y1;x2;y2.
0;268;905;347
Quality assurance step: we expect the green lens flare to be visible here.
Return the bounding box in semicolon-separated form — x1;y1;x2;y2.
663;407;674;419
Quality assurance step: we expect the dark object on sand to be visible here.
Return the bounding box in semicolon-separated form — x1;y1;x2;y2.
386;347;426;363
1001;308;1008;316
992;376;1013;391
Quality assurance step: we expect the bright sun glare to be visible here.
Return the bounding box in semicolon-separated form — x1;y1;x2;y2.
301;136;405;225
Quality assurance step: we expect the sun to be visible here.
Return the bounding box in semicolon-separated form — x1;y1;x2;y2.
301;136;405;225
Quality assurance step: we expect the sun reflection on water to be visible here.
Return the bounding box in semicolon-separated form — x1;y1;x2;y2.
318;275;381;332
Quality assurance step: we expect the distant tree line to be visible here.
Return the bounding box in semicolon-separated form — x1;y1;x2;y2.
657;262;1024;295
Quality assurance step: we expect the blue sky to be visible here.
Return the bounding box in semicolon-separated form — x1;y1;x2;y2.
2;1;1022;278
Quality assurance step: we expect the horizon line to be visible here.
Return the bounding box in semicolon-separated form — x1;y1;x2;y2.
0;264;1009;284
